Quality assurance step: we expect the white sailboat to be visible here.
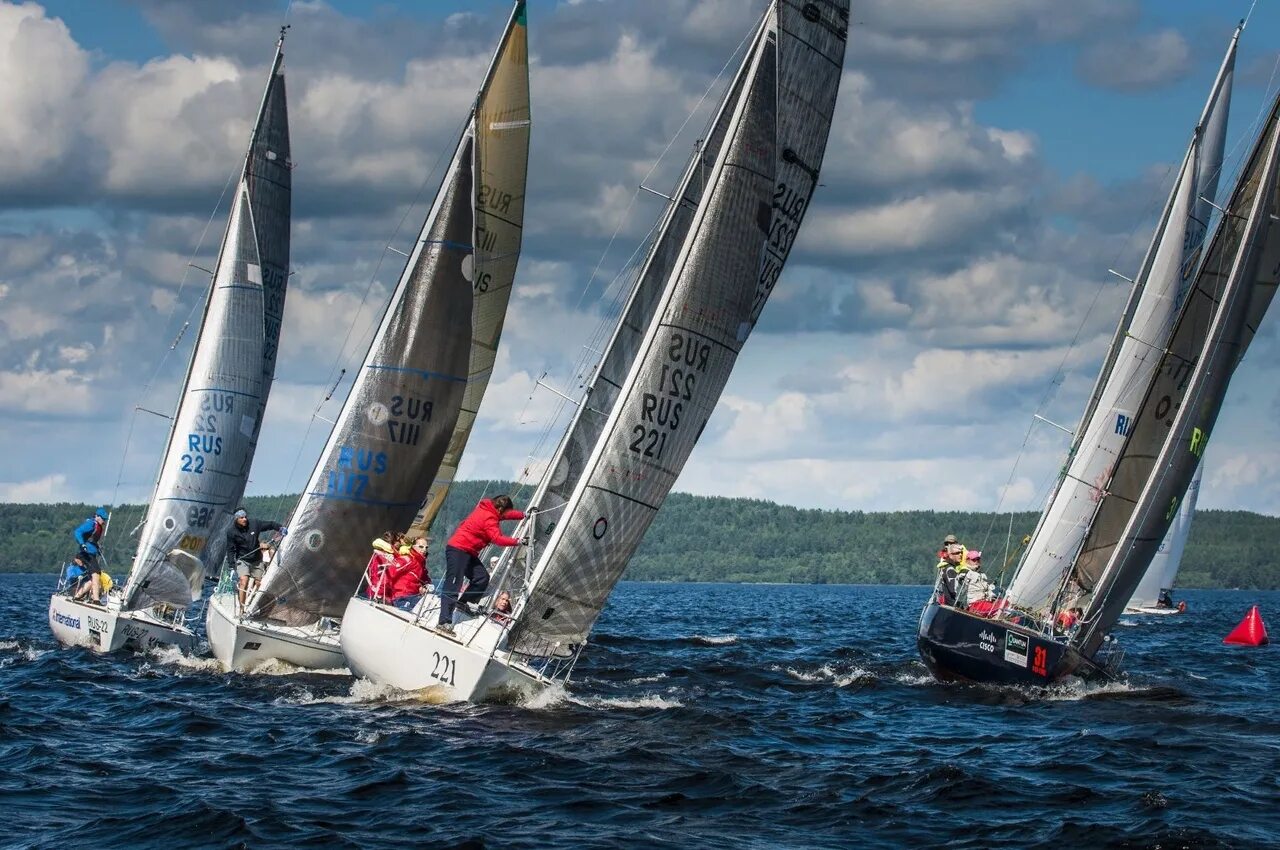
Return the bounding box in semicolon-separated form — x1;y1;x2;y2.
206;3;530;672
340;0;849;702
919;34;1280;684
49;34;292;653
1125;469;1199;615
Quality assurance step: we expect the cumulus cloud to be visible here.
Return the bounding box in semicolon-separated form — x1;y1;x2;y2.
1076;29;1193;92
1;0;1274;520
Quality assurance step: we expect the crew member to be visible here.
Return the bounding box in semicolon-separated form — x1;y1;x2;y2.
935;543;966;606
225;508;284;608
438;495;527;634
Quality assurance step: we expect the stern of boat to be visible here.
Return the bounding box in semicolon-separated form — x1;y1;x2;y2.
917;598;1097;686
48;594;127;652
340;595;546;702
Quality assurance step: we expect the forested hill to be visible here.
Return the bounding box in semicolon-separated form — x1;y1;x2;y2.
4;480;1279;589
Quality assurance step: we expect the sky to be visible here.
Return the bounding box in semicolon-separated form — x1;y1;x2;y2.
3;0;1280;518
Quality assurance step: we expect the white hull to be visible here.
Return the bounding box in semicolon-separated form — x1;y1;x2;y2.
1123;605;1183;616
340;595;554;702
48;593;196;653
206;591;345;672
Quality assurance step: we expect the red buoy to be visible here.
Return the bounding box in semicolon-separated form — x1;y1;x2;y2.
1223;606;1269;646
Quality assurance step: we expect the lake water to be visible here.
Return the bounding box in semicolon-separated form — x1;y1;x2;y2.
2;575;1278;848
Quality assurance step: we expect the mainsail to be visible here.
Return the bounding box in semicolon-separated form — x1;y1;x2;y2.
408;2;531;537
505;0;848;653
1004;32;1237;615
1073;91;1280;654
1126;34;1237;608
122;39;291;612
250;5;529;625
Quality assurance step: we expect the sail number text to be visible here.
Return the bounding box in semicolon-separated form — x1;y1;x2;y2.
181;393;234;475
629;332;709;462
752;181;812;322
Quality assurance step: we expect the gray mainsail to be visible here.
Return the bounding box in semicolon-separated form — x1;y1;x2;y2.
491;13;760;599
252;5;530;625
408;1;530;537
249;135;475;625
506;1;848;653
1073;91;1280;654
123;41;291;612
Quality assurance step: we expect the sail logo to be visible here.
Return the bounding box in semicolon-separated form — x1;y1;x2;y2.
1114;413;1130;436
52;611;81;630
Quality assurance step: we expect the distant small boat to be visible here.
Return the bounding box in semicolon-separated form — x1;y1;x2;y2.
207;2;531;672
48;32;292;654
919;25;1280;685
1124;471;1201;615
340;0;850;702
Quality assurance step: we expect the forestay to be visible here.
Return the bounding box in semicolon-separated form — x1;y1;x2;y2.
507;0;848;653
1004;34;1237;615
1074;92;1280;654
123;43;291;612
408;2;530;537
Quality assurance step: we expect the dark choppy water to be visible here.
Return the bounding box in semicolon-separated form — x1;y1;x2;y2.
2;575;1278;849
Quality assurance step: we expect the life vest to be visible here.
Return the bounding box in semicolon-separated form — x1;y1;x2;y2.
99;572;114;593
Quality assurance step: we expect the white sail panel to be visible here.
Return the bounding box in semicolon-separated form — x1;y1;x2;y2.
1075;96;1280;653
409;2;530;537
492;16;761;603
1129;467;1200;609
250;137;477;625
1003;144;1199;613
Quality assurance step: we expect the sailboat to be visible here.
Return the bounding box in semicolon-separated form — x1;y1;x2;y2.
48;33;292;653
918;28;1280;685
205;3;530;672
340;0;849;702
1125;470;1199;615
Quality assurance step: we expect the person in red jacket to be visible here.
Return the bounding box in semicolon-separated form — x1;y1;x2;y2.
388;536;430;611
437;495;526;633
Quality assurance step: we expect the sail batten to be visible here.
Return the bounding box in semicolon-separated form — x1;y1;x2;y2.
122;41;291;612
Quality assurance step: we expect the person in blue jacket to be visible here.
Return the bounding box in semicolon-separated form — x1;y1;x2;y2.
69;507;108;603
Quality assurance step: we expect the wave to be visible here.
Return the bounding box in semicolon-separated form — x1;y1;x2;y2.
0;639;51;662
688;634;739;646
146;646;223;672
284;677;455;706
778;663;873;688
578;693;685;710
244;658;351;677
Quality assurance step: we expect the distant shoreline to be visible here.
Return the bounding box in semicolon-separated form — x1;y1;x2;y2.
5;482;1280;589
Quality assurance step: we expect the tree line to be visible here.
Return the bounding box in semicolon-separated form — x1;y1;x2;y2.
4;480;1278;589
